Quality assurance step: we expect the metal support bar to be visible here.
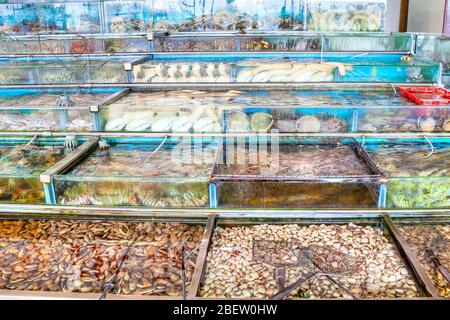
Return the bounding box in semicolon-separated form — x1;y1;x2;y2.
187;215;216;298
383;216;440;297
39;136;99;183
208;183;218;208
0;82;438;91
378;183;387;208
43;182;56;205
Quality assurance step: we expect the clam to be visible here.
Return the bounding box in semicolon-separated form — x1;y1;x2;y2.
296;115;321;132
419;117;436;132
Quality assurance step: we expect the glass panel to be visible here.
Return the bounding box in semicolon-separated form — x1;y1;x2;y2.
213;138;382;208
364;139;450;208
0;57;130;85
149;0;305;31
358;106;450;133
0;89;114;132
0;138;69;204
105;0;151;33
306;0;386;32
54;138;218;207
201;220;420;298
0;2;100;34
416;34;450;76
132;53;439;83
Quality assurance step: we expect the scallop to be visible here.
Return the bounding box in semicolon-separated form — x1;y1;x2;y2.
296;115;321;132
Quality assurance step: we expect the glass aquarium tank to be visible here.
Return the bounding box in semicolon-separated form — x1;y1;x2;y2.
306;0;386;32
132;53;439;83
99;87;449;134
0;2;101;34
148;0;304;31
0;217;205;297
0;137;70;204
394;218;450;297
415;34;450;82
0;56;131;85
53;137;219;208
211;138;384;208
104;0;152;33
363;138;450;209
200;218;422;299
0;88;117;132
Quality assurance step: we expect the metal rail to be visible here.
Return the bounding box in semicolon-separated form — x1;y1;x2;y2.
187;216;216;299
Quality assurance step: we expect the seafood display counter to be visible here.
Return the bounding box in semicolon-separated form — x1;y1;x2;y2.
0;32;413;55
211;138;384;208
52;137;219;207
0;56;133;85
363;138;450;209
0;34;150;55
0;88;118;132
0;135;448;211
0;216;208;298
152;31;412;52
0;136;74;204
131;53;439;83
98;87;450;134
0;212;447;300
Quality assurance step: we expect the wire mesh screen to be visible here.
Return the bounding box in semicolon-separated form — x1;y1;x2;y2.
216;180;379;208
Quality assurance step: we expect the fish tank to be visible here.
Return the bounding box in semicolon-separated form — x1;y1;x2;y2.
148;0;304;32
53;137;219;207
0;88;117;132
153;31;412;52
131;53;439;83
0;56;131;85
99;87;450;134
0;217;205;297
415;34;450;80
306;0;386;32
363;138;450;209
211;137;384;208
0;137;70;204
394;217;449;297
222;89;447;133
199;217;423;299
0;2;101;34
100;89;226;133
0;34;149;55
104;0;152;33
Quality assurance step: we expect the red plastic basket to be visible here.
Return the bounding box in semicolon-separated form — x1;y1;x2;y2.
399;87;450;105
